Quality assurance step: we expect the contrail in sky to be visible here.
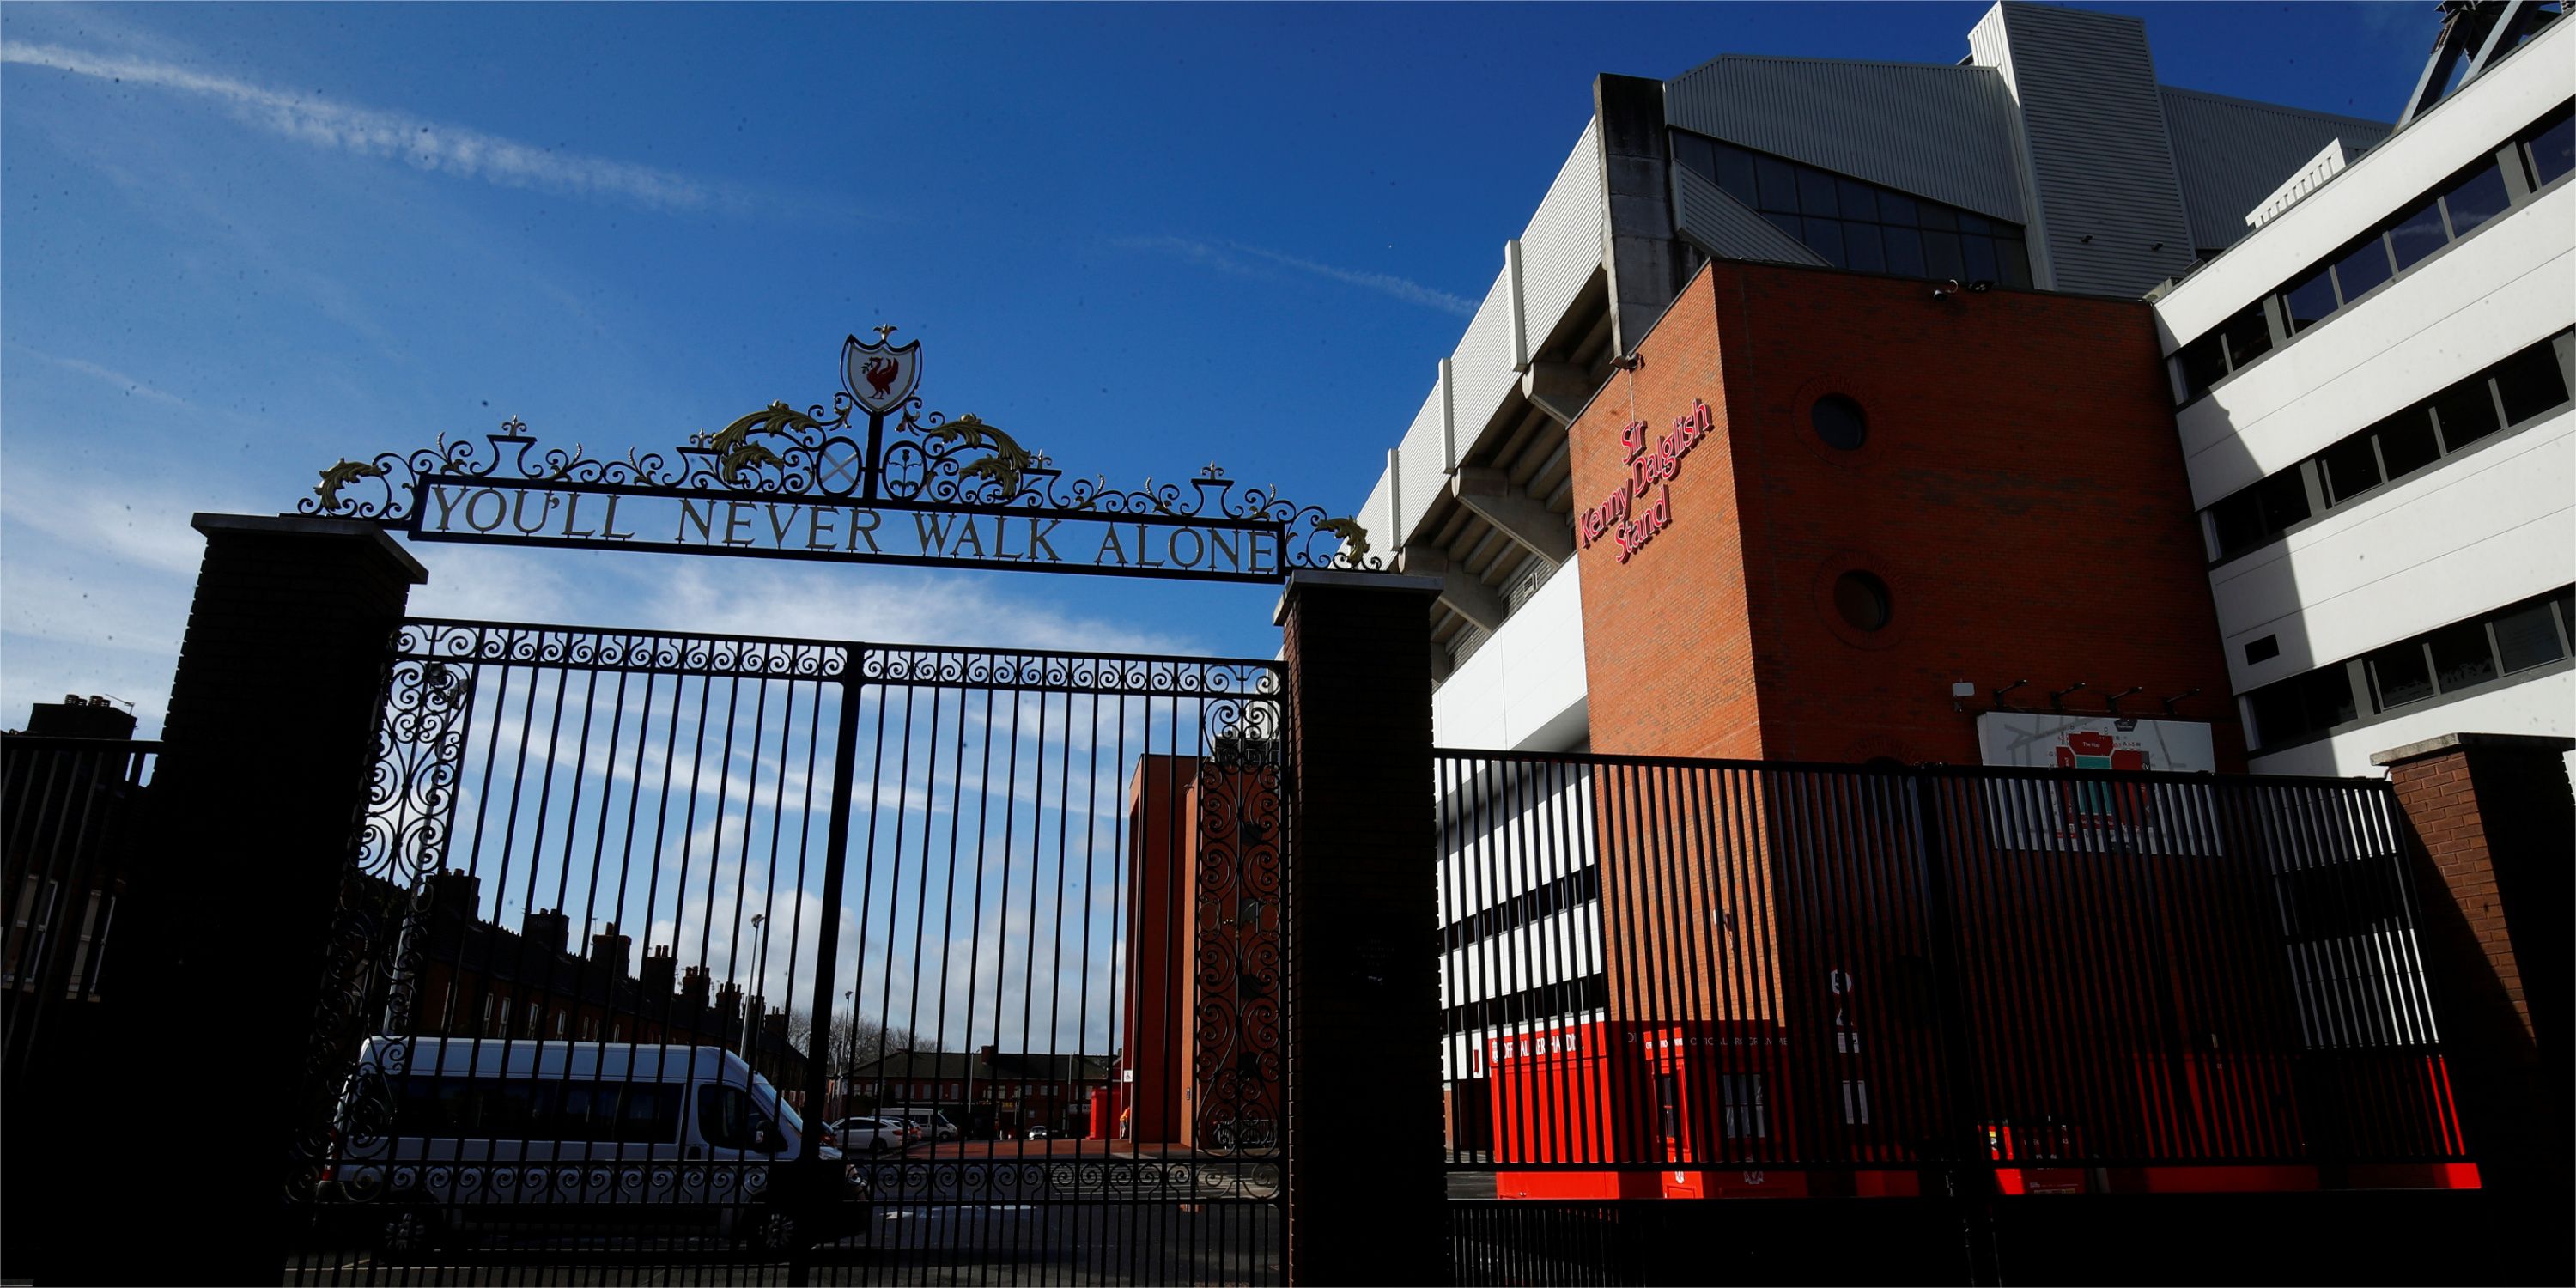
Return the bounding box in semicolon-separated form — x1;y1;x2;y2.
2;39;736;214
1118;234;1477;317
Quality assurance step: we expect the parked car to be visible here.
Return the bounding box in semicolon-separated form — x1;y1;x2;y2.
884;1107;960;1141
326;1038;868;1261
830;1116;910;1154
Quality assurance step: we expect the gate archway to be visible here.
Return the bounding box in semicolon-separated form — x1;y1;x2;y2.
261;335;1366;1284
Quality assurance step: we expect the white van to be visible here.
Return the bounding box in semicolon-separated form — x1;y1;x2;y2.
883;1106;960;1141
326;1038;865;1259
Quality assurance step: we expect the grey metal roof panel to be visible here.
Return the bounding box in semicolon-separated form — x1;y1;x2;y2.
1671;164;1831;267
1664;55;2027;223
1987;3;2200;298
2160;87;2395;252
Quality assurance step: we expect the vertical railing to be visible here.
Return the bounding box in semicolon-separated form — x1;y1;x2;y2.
1437;750;2467;1228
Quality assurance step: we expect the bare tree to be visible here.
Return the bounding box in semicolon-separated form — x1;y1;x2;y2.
786;1008;920;1077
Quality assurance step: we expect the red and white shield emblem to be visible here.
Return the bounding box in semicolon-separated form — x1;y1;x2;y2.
842;331;922;416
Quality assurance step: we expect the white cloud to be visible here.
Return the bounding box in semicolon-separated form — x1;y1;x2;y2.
1;39;757;216
1116;234;1477;316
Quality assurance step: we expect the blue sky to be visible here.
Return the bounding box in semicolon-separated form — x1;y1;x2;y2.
2;3;2439;736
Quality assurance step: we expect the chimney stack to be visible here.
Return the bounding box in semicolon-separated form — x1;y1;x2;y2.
641;945;677;997
428;870;482;921
524;908;571;955
590;923;633;979
681;964;711;1009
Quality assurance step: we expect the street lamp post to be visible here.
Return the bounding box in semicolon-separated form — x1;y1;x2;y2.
841;988;856;1117
744;913;768;1060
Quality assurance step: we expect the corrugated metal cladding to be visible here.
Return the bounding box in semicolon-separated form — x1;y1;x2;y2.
1664;55;2028;224
2160;88;2393;253
1396;381;1450;539
1518;118;1607;343
1671;164;1829;266
1449;264;1522;457
1988;3;2200;298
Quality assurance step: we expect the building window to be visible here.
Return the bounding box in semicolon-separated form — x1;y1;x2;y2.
1841;1079;1872;1127
2521;101;2574;189
1668;129;2029;285
1832;572;1892;632
1720;1074;1770;1139
2179;98;2574;405
2173;302;2274;401
2202;332;2573;562
2245;586;2574;750
1811;395;1868;450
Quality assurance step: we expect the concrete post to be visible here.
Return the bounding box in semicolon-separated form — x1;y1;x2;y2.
2373;732;2573;1249
123;514;426;1283
1276;570;1444;1286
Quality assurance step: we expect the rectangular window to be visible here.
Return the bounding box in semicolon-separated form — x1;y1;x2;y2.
1669;131;1716;188
2494;343;2572;424
1802;217;1845;266
2438;162;2512;239
1836;178;1878;223
2281;265;2338;334
1720;1073;1770;1139
1922;230;1965;282
1880;227;1925;278
1875;191;1918;225
2428;620;2500;694
2524;103;2573;188
1753;156;1799;213
2332;235;2395;302
2373;412;2442;481
1842;1079;1871;1127
2431;380;2501;450
2247;667;2358;750
1796;168;1840;218
1713;144;1759;207
1995;237;2032;289
2208;468;2312;557
1763;210;1802;243
1844;223;1886;274
2385;196;2448;272
1961;234;2000;283
2318;434;2383;505
2493;598;2570;673
2367;641;2435;710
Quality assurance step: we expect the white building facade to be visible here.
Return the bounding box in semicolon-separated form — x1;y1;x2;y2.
2154;15;2574;778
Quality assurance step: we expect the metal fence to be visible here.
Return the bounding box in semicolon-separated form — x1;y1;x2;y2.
1433;750;2464;1205
0;733;158;1079
281;618;1285;1285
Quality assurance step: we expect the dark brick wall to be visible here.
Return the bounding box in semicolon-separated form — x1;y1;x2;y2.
1279;572;1444;1285
2379;733;2573;1212
118;515;424;1283
1569;261;2241;768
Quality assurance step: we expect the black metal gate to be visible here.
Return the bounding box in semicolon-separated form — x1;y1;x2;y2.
285;617;1286;1285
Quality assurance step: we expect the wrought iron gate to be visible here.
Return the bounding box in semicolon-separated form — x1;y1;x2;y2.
285;617;1286;1285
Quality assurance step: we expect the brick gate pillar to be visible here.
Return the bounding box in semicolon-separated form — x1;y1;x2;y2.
1276;570;1444;1286
123;514;427;1283
2373;733;2573;1222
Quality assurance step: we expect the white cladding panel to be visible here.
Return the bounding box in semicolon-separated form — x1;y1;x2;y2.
1979;3;2200;298
1357;470;1395;567
2156;16;2573;348
2160;87;2391;252
1451;264;1522;453
2251;671;2576;781
2215;410;2574;686
1663;54;2026;223
1437;768;1597;915
1519;118;1608;344
1439;909;1604;1008
1396;383;1449;544
1431;562;1589;751
1671;164;1830;266
2176;197;2574;502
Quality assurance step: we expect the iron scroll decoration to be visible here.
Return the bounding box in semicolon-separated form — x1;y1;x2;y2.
301;331;1378;582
